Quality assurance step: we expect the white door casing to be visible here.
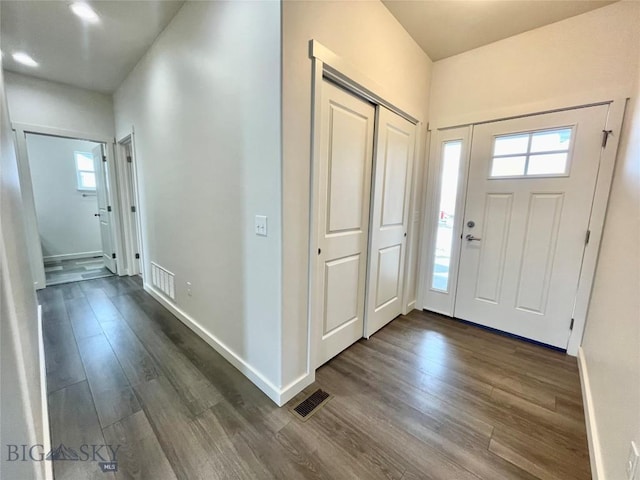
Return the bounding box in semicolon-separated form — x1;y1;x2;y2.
365;107;416;337
454;105;609;348
314;80;376;368
93;143;117;273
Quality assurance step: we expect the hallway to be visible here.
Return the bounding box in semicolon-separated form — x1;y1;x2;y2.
41;276;590;479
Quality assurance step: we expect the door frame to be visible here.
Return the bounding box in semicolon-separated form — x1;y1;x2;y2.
308;40;423;371
116;131;145;277
13;122;125;289
417;99;628;356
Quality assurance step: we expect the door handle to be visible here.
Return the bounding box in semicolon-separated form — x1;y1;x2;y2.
465;234;482;241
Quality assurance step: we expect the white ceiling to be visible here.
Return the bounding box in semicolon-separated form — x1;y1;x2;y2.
0;1;617;93
1;1;184;93
382;0;617;61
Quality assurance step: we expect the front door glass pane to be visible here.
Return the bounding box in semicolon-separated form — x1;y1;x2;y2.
431;140;462;292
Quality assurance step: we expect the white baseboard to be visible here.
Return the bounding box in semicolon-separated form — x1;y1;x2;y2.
42;251;102;262
578;347;604;480
37;305;53;480
279;371;316;406
143;283;311;406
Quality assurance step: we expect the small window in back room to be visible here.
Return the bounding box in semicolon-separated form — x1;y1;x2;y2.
490;127;573;178
74;151;96;190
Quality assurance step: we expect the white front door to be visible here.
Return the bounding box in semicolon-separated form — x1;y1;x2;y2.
314;80;376;367
365;107;415;337
454;105;609;347
92;144;117;273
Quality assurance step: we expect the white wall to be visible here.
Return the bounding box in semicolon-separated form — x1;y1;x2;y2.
281;1;433;391
429;1;640;127
4;71;114;137
26;134;102;259
581;48;640;480
114;1;283;398
0;68;47;480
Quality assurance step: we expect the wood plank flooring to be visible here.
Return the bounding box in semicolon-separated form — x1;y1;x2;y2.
44;257;113;286
39;276;590;480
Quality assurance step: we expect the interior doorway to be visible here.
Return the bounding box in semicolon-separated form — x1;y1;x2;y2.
13;123;127;290
24;133;116;286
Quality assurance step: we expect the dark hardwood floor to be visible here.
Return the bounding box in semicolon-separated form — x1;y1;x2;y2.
39;276;590;479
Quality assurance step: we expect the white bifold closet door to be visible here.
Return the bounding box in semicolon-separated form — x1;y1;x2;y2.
365;107;415;337
314;79;416;368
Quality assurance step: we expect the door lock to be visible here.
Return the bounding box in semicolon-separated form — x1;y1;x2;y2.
466;220;475;228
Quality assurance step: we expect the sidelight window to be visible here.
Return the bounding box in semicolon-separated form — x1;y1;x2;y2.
431;140;462;292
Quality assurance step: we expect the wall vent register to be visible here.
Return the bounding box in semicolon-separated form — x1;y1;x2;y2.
151;262;175;301
490;127;573;178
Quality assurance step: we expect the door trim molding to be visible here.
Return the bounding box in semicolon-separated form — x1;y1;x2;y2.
116;131;145;278
12;122;125;288
310;40;419;126
566;98;627;355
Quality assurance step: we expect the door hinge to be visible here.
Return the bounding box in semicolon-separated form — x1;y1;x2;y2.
585;229;591;245
135;253;140;259
131;205;136;213
126;155;132;163
569;318;575;330
601;129;613;148
111;253;116;259
318;248;321;255
102;155;107;162
107;205;112;212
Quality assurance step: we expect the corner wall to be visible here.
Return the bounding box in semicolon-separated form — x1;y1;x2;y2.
580;43;640;480
0;68;47;480
281;0;433;393
113;1;284;399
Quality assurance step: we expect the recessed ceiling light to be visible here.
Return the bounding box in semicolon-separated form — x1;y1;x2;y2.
69;2;100;23
12;52;38;67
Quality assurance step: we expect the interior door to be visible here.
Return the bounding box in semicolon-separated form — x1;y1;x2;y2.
365;107;415;336
315;80;375;367
454;105;609;347
92;144;117;273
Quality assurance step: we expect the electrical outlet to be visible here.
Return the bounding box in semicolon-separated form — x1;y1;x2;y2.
627;441;639;480
255;215;268;236
186;281;192;297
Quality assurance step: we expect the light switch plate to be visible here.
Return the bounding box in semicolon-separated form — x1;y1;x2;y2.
255;215;267;237
628;441;639;480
